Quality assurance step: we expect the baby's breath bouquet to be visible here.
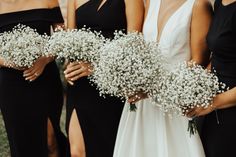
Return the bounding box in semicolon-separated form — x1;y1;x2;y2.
0;24;48;68
44;28;107;64
153;61;226;135
90;32;164;111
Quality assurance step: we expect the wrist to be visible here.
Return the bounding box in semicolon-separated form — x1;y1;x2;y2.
212;94;223;109
42;56;53;65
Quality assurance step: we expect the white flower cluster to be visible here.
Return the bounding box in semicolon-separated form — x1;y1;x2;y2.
0;24;48;68
44;28;107;64
153;61;226;115
90;32;164;100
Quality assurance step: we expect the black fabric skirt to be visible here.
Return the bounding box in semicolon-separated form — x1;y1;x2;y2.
66;77;124;157
200;106;236;157
0;61;66;157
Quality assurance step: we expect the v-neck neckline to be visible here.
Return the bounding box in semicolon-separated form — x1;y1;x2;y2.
156;0;189;43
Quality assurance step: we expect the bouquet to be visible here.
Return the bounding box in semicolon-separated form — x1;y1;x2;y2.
90;32;165;111
44;28;107;64
0;24;48;68
153;61;226;135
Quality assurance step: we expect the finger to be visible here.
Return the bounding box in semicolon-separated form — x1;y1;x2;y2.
65;77;74;85
26;74;37;82
25;71;39;81
24;72;36;80
130;99;141;104
65;67;85;79
67;80;74;86
74;71;90;81
193;107;205;117
185;108;194;116
69;62;82;66
128;94;141;104
186;109;197;118
64;64;82;75
23;67;36;77
128;96;136;104
23;64;35;73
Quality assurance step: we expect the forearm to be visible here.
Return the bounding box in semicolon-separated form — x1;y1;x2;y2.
215;87;236;109
0;58;6;67
41;56;54;65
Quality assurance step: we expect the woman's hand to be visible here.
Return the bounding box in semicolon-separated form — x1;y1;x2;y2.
186;105;216;118
186;95;221;118
64;61;93;84
23;57;52;82
186;87;236;117
128;92;148;104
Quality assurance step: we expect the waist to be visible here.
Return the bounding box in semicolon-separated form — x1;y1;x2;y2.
0;61;60;84
206;106;236;125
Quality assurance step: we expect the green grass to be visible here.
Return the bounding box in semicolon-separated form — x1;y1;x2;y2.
0;113;10;157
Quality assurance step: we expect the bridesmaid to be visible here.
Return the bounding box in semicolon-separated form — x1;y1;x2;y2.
187;0;236;156
65;0;144;157
0;0;66;157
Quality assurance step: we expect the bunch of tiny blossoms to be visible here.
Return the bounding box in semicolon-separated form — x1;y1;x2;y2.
44;28;108;64
90;31;164;111
153;61;226;115
0;24;48;68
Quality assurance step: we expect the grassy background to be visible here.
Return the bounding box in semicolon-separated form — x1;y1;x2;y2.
0;113;10;157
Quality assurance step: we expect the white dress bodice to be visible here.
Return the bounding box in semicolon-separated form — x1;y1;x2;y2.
113;1;205;157
143;0;195;69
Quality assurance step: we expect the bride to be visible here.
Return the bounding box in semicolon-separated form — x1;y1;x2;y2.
113;0;213;156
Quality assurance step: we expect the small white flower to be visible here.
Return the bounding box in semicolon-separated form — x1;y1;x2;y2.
44;27;108;65
153;61;226;115
90;31;164;100
0;24;48;68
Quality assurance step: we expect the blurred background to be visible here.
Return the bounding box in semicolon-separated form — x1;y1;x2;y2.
0;0;215;156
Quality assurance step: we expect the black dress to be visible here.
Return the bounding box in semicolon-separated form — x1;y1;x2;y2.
0;8;67;157
201;0;236;156
66;0;126;157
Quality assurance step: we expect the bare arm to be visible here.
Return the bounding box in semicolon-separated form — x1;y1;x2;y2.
214;87;236;109
190;0;213;67
0;58;5;67
125;0;144;32
23;0;65;80
67;0;77;29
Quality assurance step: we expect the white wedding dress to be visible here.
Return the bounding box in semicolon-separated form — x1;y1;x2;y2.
113;0;205;157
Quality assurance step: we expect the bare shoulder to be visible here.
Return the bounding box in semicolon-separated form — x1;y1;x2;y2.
193;0;213;14
125;0;144;5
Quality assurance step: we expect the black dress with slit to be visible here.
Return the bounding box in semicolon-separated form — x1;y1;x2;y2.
66;0;126;157
0;7;67;157
200;0;236;157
